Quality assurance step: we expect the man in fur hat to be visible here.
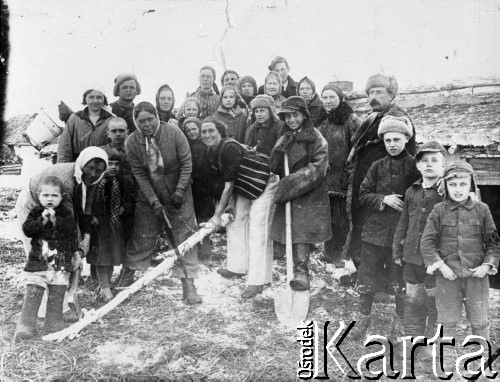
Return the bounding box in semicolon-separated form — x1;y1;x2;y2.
110;73;141;133
341;74;417;286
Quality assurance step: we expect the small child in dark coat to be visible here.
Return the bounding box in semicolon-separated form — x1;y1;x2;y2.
352;116;420;341
392;141;447;358
15;176;78;340
87;148;134;301
421;161;499;371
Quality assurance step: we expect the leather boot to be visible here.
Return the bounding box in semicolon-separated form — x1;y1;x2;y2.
241;285;262;299
115;267;135;288
290;243;310;291
181;278;202;305
43;285;68;334
14;284;45;340
350;314;371;341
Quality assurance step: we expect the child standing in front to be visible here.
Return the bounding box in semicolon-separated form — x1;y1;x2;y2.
352;116;420;340
421;161;499;368
14;176;78;340
392;141;447;353
87;148;134;301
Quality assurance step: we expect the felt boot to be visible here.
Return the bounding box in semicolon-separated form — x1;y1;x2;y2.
290;243;310;291
181;278;202;305
43;285;68;334
14;284;45;340
115;267;135;288
241;285;262;299
350;314;371;341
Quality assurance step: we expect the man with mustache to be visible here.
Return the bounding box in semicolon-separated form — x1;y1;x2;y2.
341;74;417;286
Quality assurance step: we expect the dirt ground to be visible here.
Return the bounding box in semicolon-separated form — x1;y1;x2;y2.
0;184;499;381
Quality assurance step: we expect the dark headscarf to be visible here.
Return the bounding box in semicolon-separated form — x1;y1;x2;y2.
155;84;176;123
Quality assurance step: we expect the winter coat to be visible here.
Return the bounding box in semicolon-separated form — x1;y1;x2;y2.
87;173;134;266
244;118;283;156
307;93;326;127
317;105;361;195
421;197;500;278
125;121;192;208
110;101;136;133
392;179;444;265
343;103;416;255
269;119;332;244
22;204;76;272
211;105;248;143
359;150;420;247
258;75;297;99
190;88;220;118
57;108;113;163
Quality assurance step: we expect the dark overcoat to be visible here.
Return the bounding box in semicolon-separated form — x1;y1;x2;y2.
269;119;332;244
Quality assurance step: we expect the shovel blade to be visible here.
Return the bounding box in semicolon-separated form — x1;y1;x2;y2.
274;287;310;329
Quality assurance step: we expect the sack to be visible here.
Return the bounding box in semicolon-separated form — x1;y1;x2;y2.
218;139;270;200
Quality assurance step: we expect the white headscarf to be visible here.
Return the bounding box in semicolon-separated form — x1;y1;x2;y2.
74;146;108;210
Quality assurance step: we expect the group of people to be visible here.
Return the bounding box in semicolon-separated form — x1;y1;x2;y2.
13;55;499;370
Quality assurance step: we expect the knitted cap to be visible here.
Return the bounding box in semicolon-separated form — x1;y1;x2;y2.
297;76;316;95
444;161;474;180
250;94;279;120
321;83;345;101
415;141;447;161
365;74;398;95
378;115;413;138
278;96;310;118
268;56;289;71
113;73;141;97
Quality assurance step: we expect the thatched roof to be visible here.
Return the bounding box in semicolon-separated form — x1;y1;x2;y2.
351;91;500;148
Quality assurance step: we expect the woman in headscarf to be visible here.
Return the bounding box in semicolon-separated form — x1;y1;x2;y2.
215;95;283;298
176;97;202;127
16;146;109;258
269;96;332;291
120;102;202;304
263;72;286;111
317;83;361;267
57;87;113;163
155;84;178;125
181;117;219;259
209;86;248;143
297;76;326;127
236;75;258;110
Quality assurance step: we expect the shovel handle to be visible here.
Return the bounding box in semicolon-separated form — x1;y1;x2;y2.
284;153;294;283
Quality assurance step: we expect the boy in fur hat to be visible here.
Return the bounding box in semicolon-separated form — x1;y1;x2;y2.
351;115;420;340
421;161;499;373
392;141;447;362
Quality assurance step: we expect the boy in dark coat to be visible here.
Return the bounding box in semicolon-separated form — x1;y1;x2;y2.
14;176;78;340
351;115;420;340
421;161;499;372
87;148;134;302
392;141;447;359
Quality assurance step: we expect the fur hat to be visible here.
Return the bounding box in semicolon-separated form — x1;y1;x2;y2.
377;115;413;138
113;73;141;97
297;76;316;95
415;141;447;161
321;83;345;101
268;56;289;71
250;94;279;121
278;96;311;118
365;74;398;96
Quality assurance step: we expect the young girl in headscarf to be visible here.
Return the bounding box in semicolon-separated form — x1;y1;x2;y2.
176;97;202;127
264;72;286;111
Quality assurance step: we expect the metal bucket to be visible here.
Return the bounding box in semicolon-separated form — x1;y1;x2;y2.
23;108;64;150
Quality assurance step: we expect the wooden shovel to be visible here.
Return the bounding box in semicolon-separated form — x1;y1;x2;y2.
274;153;310;328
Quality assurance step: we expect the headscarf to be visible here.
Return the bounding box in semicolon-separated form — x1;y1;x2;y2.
236;75;258;106
133;101;164;173
264;71;283;98
155;84;176;122
297;76;316;97
176;97;202;120
182;117;203;142
74;147;108;211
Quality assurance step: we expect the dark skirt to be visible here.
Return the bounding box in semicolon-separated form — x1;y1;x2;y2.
87;220;124;266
